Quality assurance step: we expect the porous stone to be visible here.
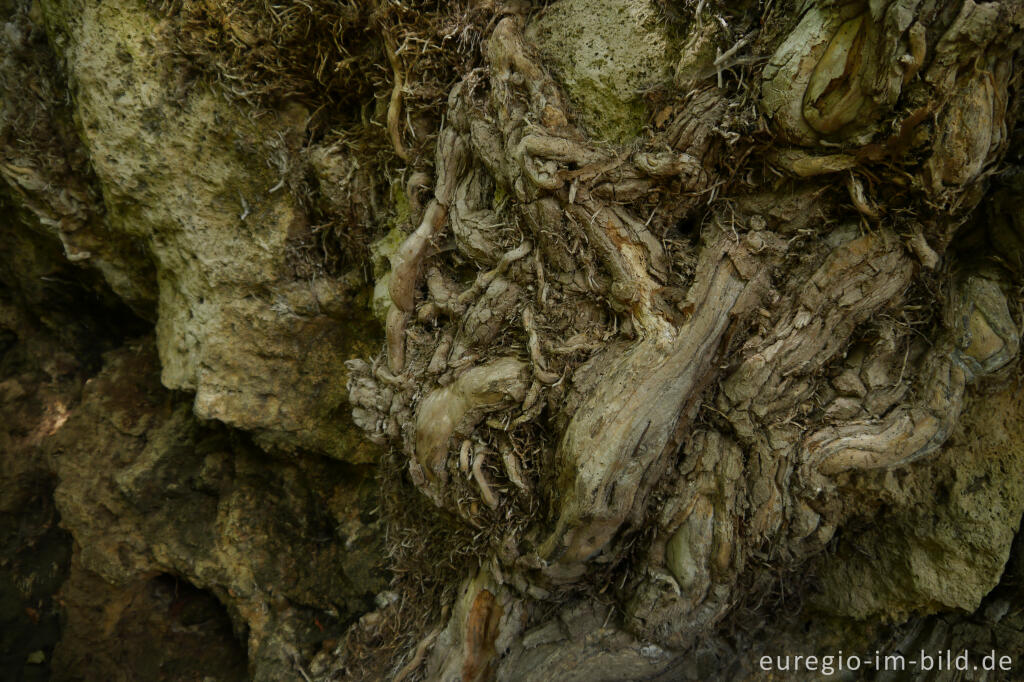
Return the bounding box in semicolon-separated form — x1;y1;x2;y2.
814;384;1024;621
526;0;677;143
49;340;386;681
39;0;382;462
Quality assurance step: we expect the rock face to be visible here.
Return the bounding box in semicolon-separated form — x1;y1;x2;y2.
815;386;1024;620
525;0;677;142
53;567;249;682
2;0;389;675
38;0;382;463
48;340;385;680
3;0;1024;680
0;312;75;682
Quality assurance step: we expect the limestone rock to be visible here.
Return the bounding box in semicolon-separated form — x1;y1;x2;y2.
48;340;386;680
38;0;382;462
52;559;248;682
526;0;677;143
814;385;1024;620
0;0;157;317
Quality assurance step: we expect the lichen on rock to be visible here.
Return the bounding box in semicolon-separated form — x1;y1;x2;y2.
525;0;678;143
38;0;383;462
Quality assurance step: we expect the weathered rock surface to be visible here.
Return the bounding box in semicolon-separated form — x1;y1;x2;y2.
52;563;248;682
526;0;677;142
0;180;140;680
0;315;74;682
0;0;158;318
48;339;385;680
37;0;382;462
816;385;1024;620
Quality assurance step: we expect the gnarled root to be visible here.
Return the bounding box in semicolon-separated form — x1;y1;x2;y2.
413;357;529;504
347;5;1024;669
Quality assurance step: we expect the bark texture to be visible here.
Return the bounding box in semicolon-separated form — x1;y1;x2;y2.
2;0;1024;680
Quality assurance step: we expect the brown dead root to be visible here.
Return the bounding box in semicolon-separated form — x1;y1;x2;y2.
381;30;409;162
334;450;480;681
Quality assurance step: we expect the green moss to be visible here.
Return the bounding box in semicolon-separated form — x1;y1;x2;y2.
572;75;649;141
391;183;412;229
492;181;510;213
368;226;406;322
